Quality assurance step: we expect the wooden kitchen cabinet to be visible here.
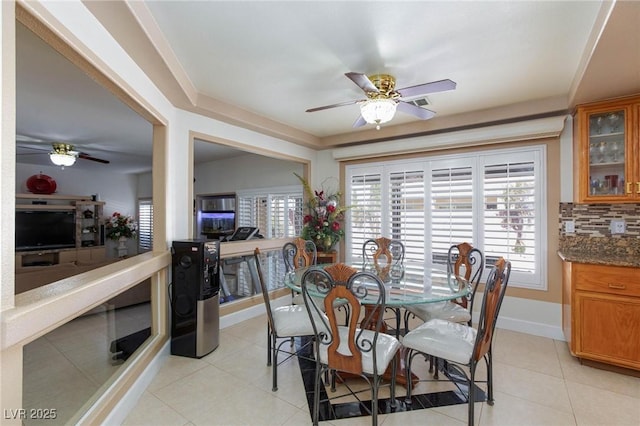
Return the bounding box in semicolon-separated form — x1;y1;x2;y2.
562;261;640;371
574;95;640;203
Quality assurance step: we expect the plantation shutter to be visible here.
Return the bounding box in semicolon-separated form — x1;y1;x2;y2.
236;186;303;291
345;145;546;290
482;157;539;280
137;198;153;252
347;171;382;261
388;168;425;278
430;165;475;266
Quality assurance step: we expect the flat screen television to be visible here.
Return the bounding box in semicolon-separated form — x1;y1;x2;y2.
16;210;76;251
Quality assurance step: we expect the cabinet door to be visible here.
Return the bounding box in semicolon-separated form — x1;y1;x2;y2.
574;291;640;370
575;101;636;203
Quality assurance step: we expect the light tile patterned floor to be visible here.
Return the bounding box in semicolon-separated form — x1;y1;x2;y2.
124;313;640;426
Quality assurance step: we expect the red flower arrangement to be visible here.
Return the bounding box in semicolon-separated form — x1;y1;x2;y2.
105;212;137;241
295;173;351;252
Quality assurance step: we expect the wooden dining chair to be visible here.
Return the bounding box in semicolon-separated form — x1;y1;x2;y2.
403;242;484;377
286;238;350;322
253;247;320;392
362;237;405;281
283;237;317;305
362;237;405;336
403;257;511;426
301;263;402;426
404;242;484;331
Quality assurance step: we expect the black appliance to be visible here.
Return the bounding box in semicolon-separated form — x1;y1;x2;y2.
15;210;76;251
171;240;220;358
196;194;236;240
228;226;260;241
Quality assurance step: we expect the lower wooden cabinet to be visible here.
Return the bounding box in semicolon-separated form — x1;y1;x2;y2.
562;261;640;371
317;251;337;264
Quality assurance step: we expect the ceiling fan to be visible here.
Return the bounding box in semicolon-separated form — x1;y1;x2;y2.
306;72;456;129
16;136;110;167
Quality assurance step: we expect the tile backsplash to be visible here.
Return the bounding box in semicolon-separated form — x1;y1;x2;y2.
559;203;640;237
559;203;640;256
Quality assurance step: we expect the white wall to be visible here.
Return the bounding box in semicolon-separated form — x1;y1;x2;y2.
560;115;574;202
16;162;138;215
194;152;304;195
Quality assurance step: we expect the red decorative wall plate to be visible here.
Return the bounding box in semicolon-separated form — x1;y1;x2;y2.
26;174;57;194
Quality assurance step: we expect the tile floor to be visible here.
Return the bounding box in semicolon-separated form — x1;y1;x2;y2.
22;303;151;425
124;313;640;425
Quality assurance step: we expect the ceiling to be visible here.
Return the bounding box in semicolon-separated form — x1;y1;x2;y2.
15;1;640;174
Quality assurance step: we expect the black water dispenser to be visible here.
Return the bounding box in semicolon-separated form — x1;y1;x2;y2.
170;240;220;358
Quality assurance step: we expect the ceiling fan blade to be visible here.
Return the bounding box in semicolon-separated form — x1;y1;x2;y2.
345;72;379;94
78;152;110;164
16;134;45;143
396;101;437;120
306;99;362;113
352;115;367;128
16;144;48;152
396;79;457;99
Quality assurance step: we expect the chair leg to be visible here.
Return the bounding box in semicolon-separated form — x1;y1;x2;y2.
486;347;494;405
266;326;272;366
433;357;440;379
394;308;401;339
468;361;476;426
390;353;397;407
311;363;322;426
404;350;413;404
330;369;336;392
272;334;278;391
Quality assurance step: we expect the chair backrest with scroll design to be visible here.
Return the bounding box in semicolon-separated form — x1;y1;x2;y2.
447;242;484;309
301;263;391;375
472;257;510;363
283;238;317;273
362;237;405;281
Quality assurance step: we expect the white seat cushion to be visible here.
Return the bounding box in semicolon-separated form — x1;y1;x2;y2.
402;318;476;365
318;326;401;375
271;305;318;337
405;301;471;324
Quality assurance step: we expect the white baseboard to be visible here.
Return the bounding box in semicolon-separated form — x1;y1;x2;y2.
472;295;566;341
220;303;266;329
98;340;171;425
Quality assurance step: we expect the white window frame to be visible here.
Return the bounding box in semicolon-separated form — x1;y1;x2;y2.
345;145;547;290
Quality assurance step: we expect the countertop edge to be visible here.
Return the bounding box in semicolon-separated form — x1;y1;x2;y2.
557;250;639;268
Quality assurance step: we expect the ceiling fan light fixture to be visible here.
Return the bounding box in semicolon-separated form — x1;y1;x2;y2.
49;143;77;167
49;152;77;167
360;98;397;129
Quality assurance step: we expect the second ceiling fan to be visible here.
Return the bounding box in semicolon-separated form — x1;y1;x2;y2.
17;136;110;168
307;72;456;129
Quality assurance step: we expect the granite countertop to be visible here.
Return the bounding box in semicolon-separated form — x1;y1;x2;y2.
557;250;640;268
558;235;640;268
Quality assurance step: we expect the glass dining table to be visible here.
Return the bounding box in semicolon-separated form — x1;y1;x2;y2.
284;262;471;387
284;262;471;307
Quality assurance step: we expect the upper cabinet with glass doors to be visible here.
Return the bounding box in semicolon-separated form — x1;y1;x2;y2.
574;95;639;203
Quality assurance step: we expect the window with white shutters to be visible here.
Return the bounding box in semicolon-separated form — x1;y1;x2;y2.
430;164;475;266
346;171;382;261
481;151;544;287
345;145;546;290
137;198;153;252
389;168;426;281
236;186;303;291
